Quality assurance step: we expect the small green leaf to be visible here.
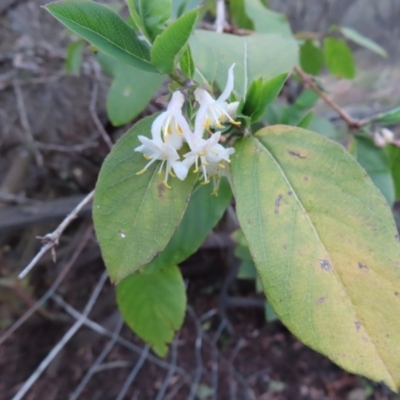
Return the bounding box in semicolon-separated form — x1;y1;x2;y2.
229;0;254;30
387;145;400;200
243;0;292;37
294;89;320;110
97;53;165;126
117;264;185;357
231;125;400;391
340;27;387;58
44;0;156;72
93;116;197;283
297;110;314;128
308;115;342;141
128;0;171;42
354;136;395;205
145;178;232;273
151;8;200;74
64;39;85;75
324;37;356;79
179;45;195;79
300;40;324;76
242;74;288;123
373;106;400;126
190;30;298;97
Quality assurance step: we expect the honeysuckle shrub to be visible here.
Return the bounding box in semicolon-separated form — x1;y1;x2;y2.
47;0;400;391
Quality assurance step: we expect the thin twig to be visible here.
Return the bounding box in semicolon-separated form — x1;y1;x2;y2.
187;306;204;400
18;190;94;279
215;0;226;33
69;317;125;400
115;345;150;400
0;190;34;205
35;141;98;153
154;334;180;400
11;271;108;400
294;66;366;130
90;63;113;150
12;78;43;167
51;295;193;386
0;225;93;346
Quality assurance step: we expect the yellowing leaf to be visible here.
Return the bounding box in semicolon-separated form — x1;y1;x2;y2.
231;125;400;390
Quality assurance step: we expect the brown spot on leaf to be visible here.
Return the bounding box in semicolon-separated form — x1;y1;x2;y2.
275;194;283;215
318;259;331;271
288;191;292;196
288;150;306;159
355;321;361;331
157;183;166;199
303;176;309;181
395;292;399;296
358;262;369;270
362;337;369;342
316;297;326;304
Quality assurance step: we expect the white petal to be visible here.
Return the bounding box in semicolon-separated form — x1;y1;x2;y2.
165;131;184;150
227;101;239;116
194;88;214;107
151;112;166;141
218;63;235;102
168;91;185;111
381;128;394;143
172;161;189;180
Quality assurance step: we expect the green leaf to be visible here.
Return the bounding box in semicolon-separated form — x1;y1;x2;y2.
97;53;165;126
308;115;342;141
340;27;387;58
243;0;292;37
229;0;254;30
294;89;319;110
172;0;202;19
324;37;356;79
64;39;85;75
179;45;195;79
297;110;314;129
93;116;197;283
117;264;185;357
145;178;232;273
300;40;324;76
151;8;200;74
128;0;171;42
242;74;288;123
44;0;156;72
190;30;298;97
231;125;400;391
387;145;400;200
354;136;395;205
373;106;400;126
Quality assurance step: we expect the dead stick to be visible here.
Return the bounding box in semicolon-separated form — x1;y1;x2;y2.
18;190;94;279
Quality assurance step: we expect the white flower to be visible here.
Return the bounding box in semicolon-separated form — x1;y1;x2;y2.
194;64;240;130
135;130;188;189
183;130;235;184
373;128;395;148
152;91;190;150
381;128;394;143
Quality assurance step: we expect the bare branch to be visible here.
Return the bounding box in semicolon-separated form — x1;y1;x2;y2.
215;0;226;33
90;63;113;150
12;78;43;167
115;345;150;400
294;66;366;130
11;271;108;400
0;225;93;346
18;192;94;279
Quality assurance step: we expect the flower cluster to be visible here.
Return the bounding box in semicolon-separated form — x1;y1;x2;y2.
135;64;239;195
